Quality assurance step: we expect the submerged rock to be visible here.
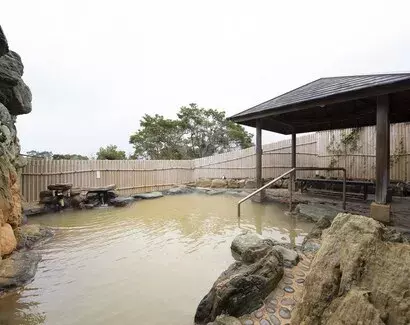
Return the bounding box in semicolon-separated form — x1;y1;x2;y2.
296;203;342;222
14;224;54;250
292;213;410;325
163;186;193;195
110;196;134;207
206;189;226;196
195;244;283;324
133;191;163;199
0;251;41;291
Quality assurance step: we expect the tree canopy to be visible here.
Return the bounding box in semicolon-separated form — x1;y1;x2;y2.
129;104;253;159
52;154;89;160
26;150;53;158
96;145;126;160
25;151;89;160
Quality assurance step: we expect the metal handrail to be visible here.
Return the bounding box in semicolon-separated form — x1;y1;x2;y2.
237;167;347;220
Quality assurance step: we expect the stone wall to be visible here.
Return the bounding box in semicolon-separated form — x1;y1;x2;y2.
0;26;32;257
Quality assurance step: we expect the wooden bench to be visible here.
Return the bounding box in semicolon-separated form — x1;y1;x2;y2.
297;178;374;201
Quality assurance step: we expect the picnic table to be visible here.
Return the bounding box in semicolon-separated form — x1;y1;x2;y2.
297;178;374;201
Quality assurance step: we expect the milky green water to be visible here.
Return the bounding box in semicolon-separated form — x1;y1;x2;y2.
0;194;313;325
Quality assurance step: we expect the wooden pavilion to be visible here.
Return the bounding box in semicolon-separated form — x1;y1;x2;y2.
229;74;410;222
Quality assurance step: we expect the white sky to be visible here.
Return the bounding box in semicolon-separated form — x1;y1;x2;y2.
1;0;410;157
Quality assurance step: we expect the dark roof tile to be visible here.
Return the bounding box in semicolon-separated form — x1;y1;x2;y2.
230;74;410;120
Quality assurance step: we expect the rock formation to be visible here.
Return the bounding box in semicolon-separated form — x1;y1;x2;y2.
0;25;32;257
292;213;410;325
195;233;284;324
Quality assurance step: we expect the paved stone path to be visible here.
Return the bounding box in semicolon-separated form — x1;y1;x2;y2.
238;252;314;325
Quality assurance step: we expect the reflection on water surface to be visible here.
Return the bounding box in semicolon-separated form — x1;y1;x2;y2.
0;194;313;325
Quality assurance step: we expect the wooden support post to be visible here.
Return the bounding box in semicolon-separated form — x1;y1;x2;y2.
255;119;265;202
289;132;296;211
375;95;390;204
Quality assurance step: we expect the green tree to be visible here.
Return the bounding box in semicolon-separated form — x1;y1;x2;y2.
129;114;184;159
52;154;89;160
129;103;253;159
26;150;53;158
96;145;126;160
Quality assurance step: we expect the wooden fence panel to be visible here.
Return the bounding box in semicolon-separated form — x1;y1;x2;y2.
21;123;410;202
317;122;410;181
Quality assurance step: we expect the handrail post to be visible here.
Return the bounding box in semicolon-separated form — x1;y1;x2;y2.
236;166;348;222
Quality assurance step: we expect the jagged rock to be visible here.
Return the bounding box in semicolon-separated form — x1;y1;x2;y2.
23;205;47;217
272;245;299;265
231;231;265;258
0;251;41;291
303;217;331;243
237;179;246;188
1;79;32;115
227;179;240;189
0;52;21;88
71;193;87;208
110;196;134;207
163;186;193;195
39;195;55;204
195;244;283;324
39;190;53;198
244;179;257;189
296;203;342;222
133;191;163;199
292;213;410;325
382;226;408;243
47;183;73;191
107;190;118;199
0;223;17;256
196;178;212;188
208;315;242;325
14;224;53;249
211;179;227;188
0;26;8;57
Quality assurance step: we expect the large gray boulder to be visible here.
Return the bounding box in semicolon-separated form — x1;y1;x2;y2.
231;231;265;257
194;242;283;324
0;251;41;291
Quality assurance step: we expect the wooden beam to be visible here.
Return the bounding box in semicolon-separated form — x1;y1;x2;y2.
375;95;390;204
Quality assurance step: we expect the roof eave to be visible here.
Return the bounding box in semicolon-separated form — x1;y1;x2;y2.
229;78;410;123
